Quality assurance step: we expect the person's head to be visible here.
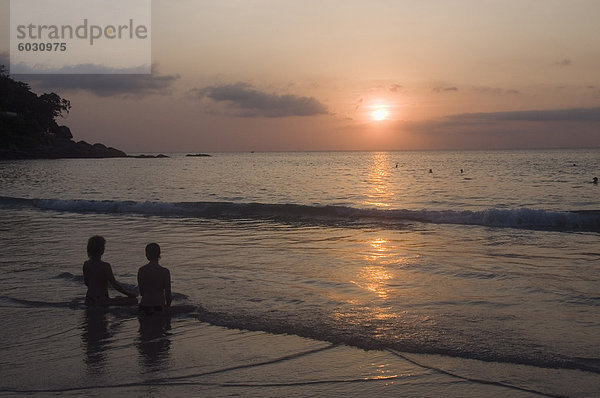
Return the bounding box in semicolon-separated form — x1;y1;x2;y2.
87;235;106;260
145;243;161;261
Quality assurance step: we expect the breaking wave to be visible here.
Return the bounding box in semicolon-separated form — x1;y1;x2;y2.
1;196;599;232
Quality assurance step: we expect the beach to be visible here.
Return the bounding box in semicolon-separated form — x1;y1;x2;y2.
3;310;598;397
1;150;599;397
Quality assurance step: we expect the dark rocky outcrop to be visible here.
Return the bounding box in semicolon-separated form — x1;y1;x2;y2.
186;153;211;157
0;66;128;160
0;139;126;159
128;154;170;158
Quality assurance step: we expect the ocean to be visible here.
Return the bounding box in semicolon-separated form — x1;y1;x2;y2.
1;150;599;397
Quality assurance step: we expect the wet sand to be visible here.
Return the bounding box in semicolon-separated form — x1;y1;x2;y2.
1;306;597;397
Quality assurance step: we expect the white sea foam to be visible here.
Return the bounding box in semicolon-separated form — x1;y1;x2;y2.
1;196;598;232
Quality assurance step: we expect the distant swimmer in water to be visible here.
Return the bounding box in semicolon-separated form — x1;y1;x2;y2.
593;177;598;184
83;236;138;306
138;243;172;315
429;169;433;173
460;169;464;173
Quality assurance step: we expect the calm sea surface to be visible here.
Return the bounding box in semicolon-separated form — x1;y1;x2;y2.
1;150;599;396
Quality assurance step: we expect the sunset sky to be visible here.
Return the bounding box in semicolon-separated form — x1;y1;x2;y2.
2;0;599;152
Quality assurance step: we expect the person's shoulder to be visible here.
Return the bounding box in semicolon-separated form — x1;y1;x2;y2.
92;260;111;274
83;259;109;268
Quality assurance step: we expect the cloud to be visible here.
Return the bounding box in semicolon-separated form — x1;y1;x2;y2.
433;86;458;93
354;98;363;110
472;86;520;95
389;84;403;92
448;107;600;123
10;62;152;75
400;107;600;149
188;82;328;118
8;63;179;97
556;58;572;66
401;106;600;140
402;107;600;135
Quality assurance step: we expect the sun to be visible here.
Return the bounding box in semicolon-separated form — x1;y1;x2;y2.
371;107;389;121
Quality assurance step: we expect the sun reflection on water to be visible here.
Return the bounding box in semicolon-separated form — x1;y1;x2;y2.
363;153;394;208
353;238;395;299
337;234;415;342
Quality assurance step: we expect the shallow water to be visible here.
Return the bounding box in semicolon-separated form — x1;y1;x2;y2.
1;150;599;396
1;150;598;211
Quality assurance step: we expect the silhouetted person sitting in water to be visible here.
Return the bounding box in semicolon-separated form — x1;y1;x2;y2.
593;177;598;184
138;243;172;315
83;235;137;306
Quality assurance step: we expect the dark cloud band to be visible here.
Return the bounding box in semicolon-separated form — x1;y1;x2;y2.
20;73;179;97
189;82;328;118
449;107;600;123
0;55;179;97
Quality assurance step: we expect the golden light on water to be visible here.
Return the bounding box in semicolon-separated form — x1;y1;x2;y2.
336;232;420;343
370;237;389;251
364;152;394;208
357;155;396;299
350;237;396;299
359;266;393;299
364;238;393;263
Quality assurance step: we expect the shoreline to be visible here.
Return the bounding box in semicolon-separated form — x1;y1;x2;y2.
1;306;594;397
2;147;598;161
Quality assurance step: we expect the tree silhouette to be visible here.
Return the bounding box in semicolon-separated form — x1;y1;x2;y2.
1;66;71;148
